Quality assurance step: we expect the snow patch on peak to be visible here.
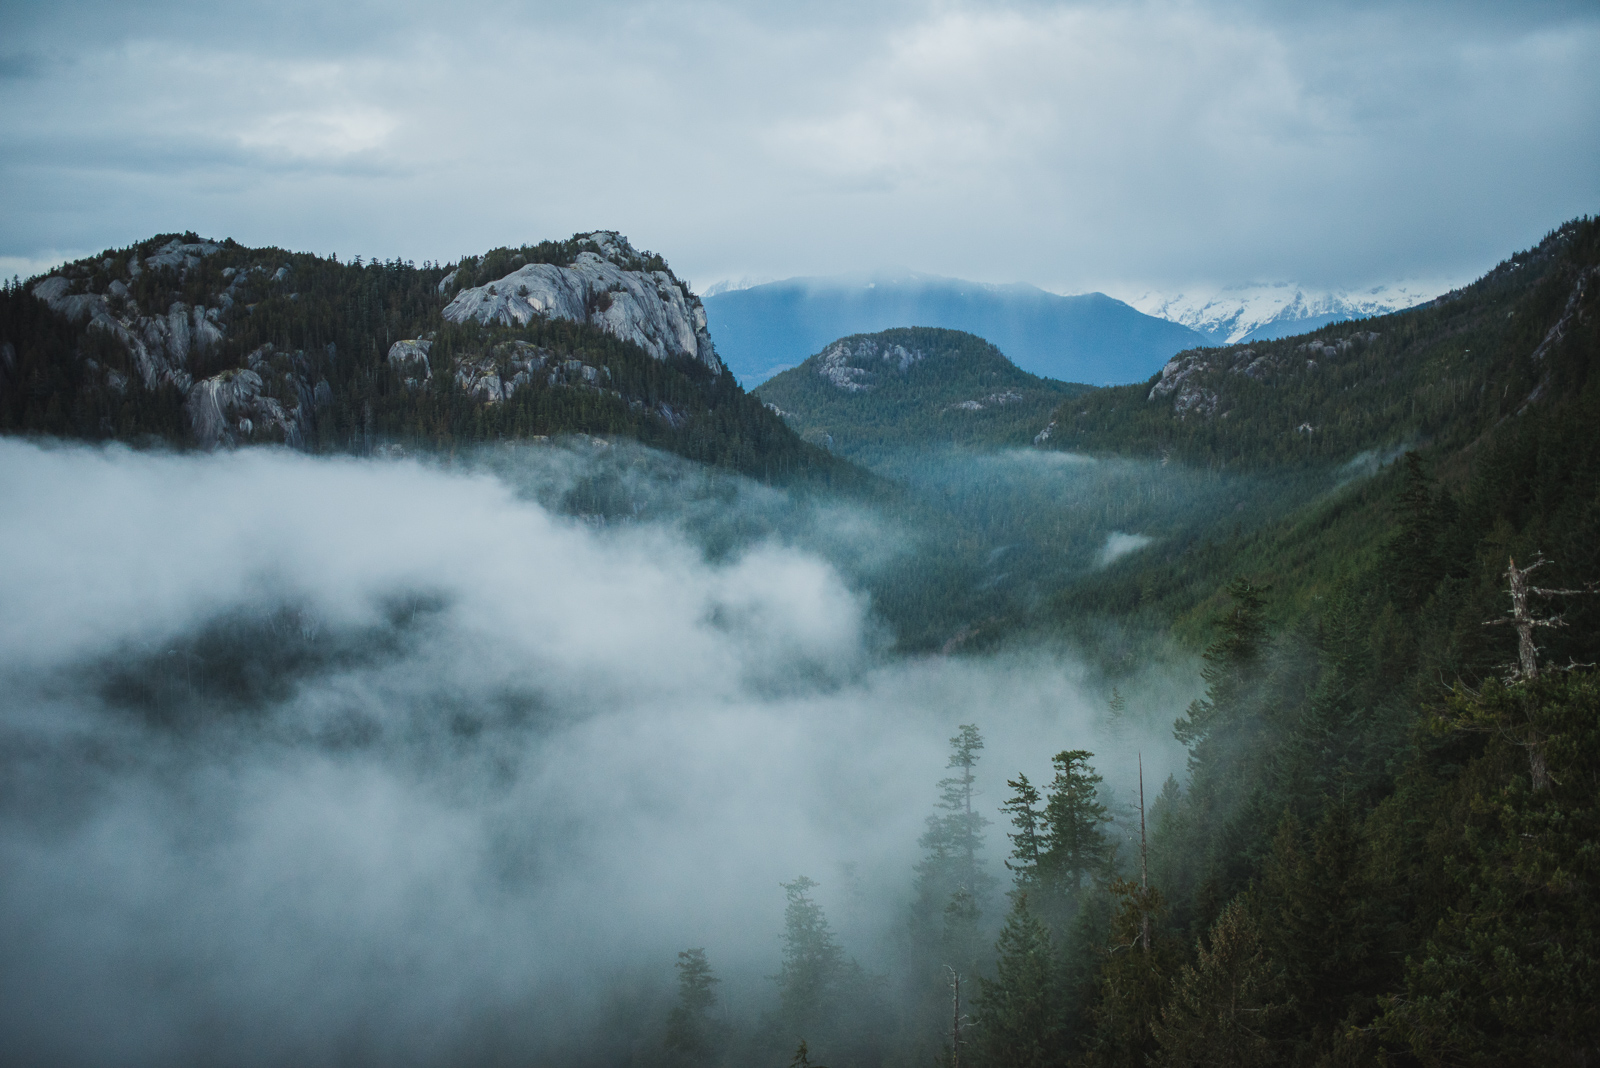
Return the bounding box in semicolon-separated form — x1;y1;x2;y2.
1125;280;1452;345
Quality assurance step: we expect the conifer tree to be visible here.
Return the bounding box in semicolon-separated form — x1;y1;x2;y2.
905;726;995;1066
776;876;847;1037
917;724;993;906
971;894;1069;1068
1174;578;1271;754
1000;773;1045;889
665;947;722;1064
1080;880;1174;1068
1040;750;1111;897
1384;451;1444;614
1152;896;1286;1068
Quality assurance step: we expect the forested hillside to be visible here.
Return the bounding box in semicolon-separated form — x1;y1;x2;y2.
0;232;860;486
755;327;1088;462
660;218;1600;1067
1041;219;1598;471
968;218;1600;1064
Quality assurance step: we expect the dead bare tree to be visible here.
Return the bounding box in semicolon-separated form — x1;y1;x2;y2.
1138;752;1150;955
1482;554;1597;789
944;965;968;1068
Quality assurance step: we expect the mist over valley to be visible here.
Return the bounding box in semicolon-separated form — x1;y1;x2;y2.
3;1;1599;1056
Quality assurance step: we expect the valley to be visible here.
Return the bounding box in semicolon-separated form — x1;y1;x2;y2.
2;217;1598;1068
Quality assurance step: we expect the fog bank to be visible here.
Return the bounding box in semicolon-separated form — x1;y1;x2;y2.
0;440;1187;1066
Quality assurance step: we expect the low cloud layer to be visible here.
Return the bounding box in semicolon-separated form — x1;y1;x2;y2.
1;1;1595;292
0;440;1188;1066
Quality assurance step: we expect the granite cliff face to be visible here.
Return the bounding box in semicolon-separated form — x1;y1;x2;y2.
441;231;723;373
27;240;329;448
30;239;233;394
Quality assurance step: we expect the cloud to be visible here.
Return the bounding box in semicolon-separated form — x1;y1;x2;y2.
1097;531;1155;568
1;2;1594;306
0;440;1191;1065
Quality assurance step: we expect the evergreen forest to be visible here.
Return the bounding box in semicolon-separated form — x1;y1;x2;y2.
2;218;1598;1067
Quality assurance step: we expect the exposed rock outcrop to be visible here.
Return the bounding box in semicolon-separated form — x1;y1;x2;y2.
441;232;723;373
946;390;1023;412
815;336;925;392
185;348;311;450
387;339;433;387
1147;330;1381;420
31;274;224;393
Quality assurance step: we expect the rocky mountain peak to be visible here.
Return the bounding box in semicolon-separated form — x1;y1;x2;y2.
440;234;724;373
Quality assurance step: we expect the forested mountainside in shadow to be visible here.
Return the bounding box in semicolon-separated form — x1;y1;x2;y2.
755;326;1091;461
917;217;1600;1066
0;231;862;487
665;218;1600;1066
1041;218;1599;471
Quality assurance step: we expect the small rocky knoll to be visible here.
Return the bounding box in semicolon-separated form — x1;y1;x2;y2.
756;326;1085;462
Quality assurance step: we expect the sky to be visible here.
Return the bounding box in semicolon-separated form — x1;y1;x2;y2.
2;0;1598;295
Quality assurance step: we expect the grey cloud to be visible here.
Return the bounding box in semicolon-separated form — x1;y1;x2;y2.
0;439;1191;1065
0;1;1595;295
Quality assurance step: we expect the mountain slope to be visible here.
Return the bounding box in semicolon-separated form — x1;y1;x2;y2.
754;326;1088;463
703;271;1208;386
0;231;861;485
1040;219;1600;473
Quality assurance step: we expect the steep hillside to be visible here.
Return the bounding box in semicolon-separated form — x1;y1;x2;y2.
1039;218;1600;472
754;327;1088;462
703;271;1208;386
0;231;860;485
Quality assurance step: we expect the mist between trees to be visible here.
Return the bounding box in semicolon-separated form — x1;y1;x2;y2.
6;399;1598;1067
0;438;1193;1068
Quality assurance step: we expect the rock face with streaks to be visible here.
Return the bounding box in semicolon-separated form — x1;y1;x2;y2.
441;232;723;373
185;345;317;449
30;238;231;393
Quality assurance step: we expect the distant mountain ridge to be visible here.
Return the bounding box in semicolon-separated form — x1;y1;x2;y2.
1128;280;1446;344
702;270;1208;387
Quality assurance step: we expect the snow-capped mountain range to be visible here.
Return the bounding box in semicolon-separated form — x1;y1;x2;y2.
1124;281;1452;345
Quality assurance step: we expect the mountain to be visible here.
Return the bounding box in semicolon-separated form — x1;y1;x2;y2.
701;270;1208;387
0;231;860;485
754;326;1088;462
1128;280;1444;344
1038;218;1600;474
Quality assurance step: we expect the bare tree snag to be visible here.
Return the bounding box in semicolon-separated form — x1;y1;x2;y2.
1483;554;1596;790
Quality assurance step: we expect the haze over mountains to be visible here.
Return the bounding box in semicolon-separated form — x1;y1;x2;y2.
702;271;1208;387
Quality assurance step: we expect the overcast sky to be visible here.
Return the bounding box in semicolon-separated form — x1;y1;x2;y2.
2;0;1597;294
